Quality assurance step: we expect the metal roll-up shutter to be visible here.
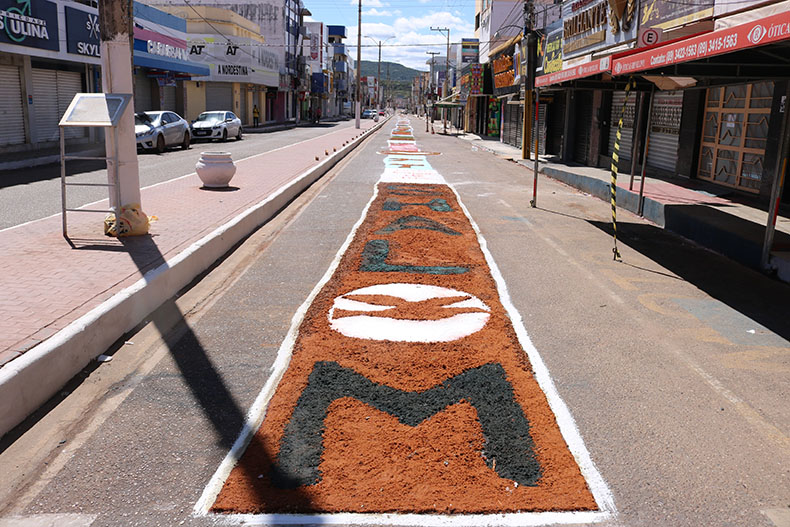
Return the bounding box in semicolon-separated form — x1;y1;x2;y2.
134;71;152;112
57;70;84;139
608;90;635;163
239;87;248;124
206;82;233;111
162;85;177;111
502;103;518;147
574;91;593;164
32;69;59;142
646;90;682;173
515;103;523;150
531;102;546;155
0;65;25;146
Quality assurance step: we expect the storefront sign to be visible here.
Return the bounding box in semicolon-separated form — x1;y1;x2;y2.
561;0;637;59
188;35;279;85
469;63;483;95
612;9;790;75
492;54;514;89
148;39;188;60
461;38;479;63
639;0;713;31
535;56;610;87
65;6;99;57
0;0;59;51
543;28;563;74
310;32;319;60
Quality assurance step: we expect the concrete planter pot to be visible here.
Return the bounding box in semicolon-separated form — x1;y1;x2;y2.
196;151;236;188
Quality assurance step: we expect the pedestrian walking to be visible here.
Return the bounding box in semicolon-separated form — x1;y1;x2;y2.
252;105;260;127
316;107;322;124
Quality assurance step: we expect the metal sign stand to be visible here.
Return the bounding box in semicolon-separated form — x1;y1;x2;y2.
58;93;132;238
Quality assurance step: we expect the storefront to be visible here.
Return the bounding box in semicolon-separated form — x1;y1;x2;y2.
186;34;279;124
0;0;100;153
132;3;210;116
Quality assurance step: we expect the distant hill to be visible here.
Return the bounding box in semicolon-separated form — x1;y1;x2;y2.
359;60;424;82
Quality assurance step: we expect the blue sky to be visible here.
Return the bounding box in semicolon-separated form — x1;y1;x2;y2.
304;0;478;71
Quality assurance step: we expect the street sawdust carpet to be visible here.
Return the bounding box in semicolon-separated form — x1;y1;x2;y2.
211;141;596;515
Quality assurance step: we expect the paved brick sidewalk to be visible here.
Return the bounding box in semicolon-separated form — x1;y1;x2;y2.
0;120;377;367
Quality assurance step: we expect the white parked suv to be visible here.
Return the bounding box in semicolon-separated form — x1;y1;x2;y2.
190;111;243;142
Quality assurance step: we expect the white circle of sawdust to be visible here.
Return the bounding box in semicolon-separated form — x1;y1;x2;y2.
328;283;490;342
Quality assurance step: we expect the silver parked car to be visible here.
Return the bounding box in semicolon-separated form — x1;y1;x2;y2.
135;111;191;153
190;111;243;142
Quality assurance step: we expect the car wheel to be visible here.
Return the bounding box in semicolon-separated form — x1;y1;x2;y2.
155;134;166;154
221;128;228;142
181;132;190;150
236;126;242;141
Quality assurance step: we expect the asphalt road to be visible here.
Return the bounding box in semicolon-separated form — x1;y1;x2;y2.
0;116;788;527
0;121;356;230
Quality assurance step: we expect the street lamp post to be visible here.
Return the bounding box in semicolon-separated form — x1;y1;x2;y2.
431;27;450;134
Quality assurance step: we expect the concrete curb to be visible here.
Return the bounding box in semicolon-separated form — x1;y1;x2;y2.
539;165;666;227
0;117;390;438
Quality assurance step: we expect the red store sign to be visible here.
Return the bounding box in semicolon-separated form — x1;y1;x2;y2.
612;10;790;75
535;56;610;87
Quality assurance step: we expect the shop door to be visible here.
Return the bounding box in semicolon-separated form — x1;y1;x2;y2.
698;82;773;192
206;82;233;111
162;85;177;112
608;90;636;164
574;91;593;164
134;71;153;112
646;90;682;173
0;64;25;146
32;68;84;142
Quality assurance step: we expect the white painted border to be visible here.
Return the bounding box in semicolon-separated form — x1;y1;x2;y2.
193;185;383;515
195;118;616;525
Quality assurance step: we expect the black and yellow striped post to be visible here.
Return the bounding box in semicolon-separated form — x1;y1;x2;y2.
610;77;636;261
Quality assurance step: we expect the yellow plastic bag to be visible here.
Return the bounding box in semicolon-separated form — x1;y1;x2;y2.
104;203;152;237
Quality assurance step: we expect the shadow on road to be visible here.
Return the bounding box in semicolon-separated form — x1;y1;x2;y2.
118;234;320;515
589;219;790;342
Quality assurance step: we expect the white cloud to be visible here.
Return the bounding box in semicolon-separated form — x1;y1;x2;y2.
349;0;385;6
343;10;476;71
364;8;394;17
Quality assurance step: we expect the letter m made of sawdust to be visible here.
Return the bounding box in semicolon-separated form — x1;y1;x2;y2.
270;361;541;488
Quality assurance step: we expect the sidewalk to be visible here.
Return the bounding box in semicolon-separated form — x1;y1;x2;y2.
0;118;385;437
448;127;790;282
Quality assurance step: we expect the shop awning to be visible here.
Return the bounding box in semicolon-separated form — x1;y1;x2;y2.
611;9;790;76
134;50;210;77
535;57;611;88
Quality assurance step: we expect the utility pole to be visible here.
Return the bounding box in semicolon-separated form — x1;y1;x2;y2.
377;40;381;116
355;0;362;129
522;0;534;161
426;51;439;131
99;0;141;212
431;27;450;134
386;62;390;111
